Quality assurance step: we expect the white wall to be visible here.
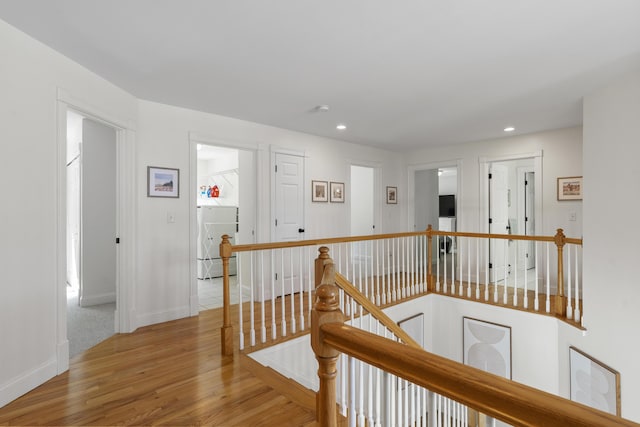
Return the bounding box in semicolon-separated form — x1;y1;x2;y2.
582;71;640;421
383;295;560;395
404;127;583;238
0;19;137;407
135;100;406;328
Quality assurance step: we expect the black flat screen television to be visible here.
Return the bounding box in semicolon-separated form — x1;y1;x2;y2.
439;195;455;217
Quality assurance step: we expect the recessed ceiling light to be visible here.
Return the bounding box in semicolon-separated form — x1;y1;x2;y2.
504;126;515;132
315;105;330;113
336;124;347;131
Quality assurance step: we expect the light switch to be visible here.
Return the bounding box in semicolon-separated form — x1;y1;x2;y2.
167;212;176;223
569;212;576;221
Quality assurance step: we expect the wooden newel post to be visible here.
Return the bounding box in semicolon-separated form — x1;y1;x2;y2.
426;225;434;292
220;234;234;356
554;228;567;318
311;260;343;427
315;246;331;287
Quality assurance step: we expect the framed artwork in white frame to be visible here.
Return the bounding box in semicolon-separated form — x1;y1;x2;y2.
463;317;512;379
312;180;328;202
330;181;345;203
147;166;179;198
570;346;620;416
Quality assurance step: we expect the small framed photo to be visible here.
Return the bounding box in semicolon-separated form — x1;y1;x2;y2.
557;176;582;201
147;166;179;198
312;180;328;202
386;186;397;204
463;317;512;379
330;182;345;203
570;346;620;416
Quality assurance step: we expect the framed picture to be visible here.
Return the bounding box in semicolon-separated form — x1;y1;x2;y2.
463;317;512;379
147;166;179;198
570;346;620;416
330;182;345;203
312;180;328;202
557;176;583;201
386;186;397;204
398;313;424;347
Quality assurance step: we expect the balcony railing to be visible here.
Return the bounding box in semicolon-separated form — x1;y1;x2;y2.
219;226;583;356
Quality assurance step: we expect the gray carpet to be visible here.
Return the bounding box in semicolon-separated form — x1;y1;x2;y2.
67;294;115;358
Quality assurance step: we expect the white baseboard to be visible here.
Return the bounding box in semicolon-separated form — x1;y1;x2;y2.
0;357;57;408
80;292;116;307
136;306;191;329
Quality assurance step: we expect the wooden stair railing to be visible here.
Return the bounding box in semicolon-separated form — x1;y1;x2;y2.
311;263;636;427
219;226;583;357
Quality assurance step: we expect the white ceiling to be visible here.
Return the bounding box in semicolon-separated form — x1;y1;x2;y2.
2;0;640;151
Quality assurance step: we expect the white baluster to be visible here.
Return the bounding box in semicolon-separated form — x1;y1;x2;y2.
238;252;244;350
514;240;518;307
435;235;440;292
567;245;573;320
467;237;471;298
391;238;397;302
280;248;286;336
307;247;312;326
271;249;276;340
575;245;581;322
290;248;296;334
524;242;529;309
443;236;448;293
260;251;266;343
299;248;304;330
503;239;508;305
451;237;455;295
370;240;375;302
250;252;255;346
546;242;551;313
349;356;356;427
459;237;464;296
485;239;490;301
376;240;381;306
475;239;480;299
534;241;539;311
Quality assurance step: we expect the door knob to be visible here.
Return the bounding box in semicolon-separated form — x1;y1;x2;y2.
298;228;305;233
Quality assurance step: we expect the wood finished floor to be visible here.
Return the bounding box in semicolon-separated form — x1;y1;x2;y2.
0;273;580;426
0;308;317;426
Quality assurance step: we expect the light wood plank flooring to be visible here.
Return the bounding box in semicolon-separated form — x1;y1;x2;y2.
0;308;316;426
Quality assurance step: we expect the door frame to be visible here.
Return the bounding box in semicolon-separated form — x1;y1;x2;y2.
407;159;462;232
479;151;542;235
56;88;136;374
188;132;260;315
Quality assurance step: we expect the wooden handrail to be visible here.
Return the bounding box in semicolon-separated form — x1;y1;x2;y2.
334;271;421;349
228;227;582;254
316;322;638;427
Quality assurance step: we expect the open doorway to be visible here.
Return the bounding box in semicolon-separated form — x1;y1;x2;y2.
488;158;536;283
195;144;256;310
66;109;117;358
413;165;458;271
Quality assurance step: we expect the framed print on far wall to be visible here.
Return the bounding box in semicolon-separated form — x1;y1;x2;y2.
463;317;512;379
570;346;620;416
557;176;583;201
147;166;179;198
386;186;397;204
330;182;345;203
312;180;328;202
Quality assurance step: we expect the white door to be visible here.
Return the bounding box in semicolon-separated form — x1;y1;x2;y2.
274;152;305;294
524;171;535;269
489;164;509;283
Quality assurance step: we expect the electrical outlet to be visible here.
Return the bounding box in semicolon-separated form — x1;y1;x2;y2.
167;212;176;223
569;212;576;221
